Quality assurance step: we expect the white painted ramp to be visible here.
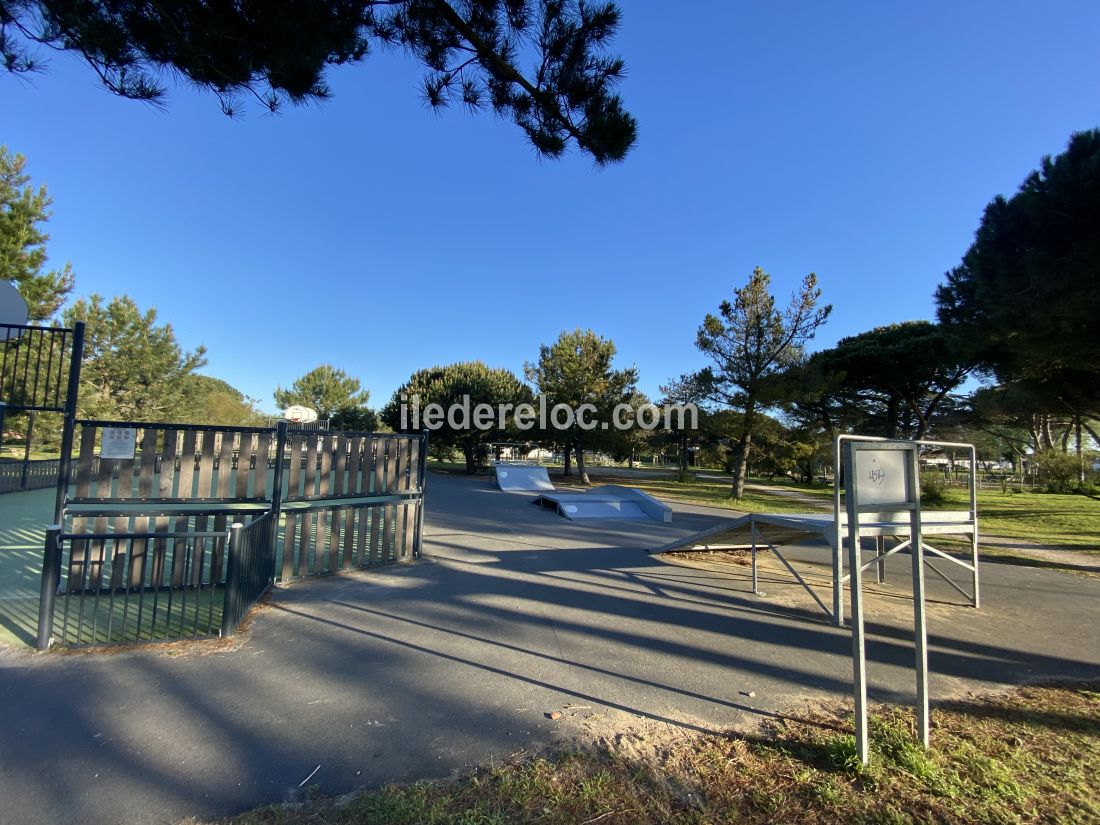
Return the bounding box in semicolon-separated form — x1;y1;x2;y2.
532;485;673;522
494;462;555;492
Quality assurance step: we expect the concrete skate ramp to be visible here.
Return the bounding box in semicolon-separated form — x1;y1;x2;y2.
494;462;555;492
532;485;672;522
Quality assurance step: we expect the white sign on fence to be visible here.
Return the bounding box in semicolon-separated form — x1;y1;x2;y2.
101;427;137;459
852;448;908;505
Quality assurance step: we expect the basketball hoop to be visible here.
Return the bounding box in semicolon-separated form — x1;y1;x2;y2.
283;404;319;424
0;281;30;341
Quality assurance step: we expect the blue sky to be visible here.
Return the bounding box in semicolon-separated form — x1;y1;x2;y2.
3;2;1099;413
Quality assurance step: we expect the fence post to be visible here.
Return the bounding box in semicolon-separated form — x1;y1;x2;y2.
36;525;62;651
53;321;84;526
221;523;244;637
268;421;288;580
413;429;429;558
20;411;36;490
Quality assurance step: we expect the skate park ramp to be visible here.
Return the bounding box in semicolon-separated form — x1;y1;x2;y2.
532;485;672;522
493;462;556;492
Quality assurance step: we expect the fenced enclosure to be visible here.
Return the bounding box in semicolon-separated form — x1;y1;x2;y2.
0;458;61;494
37;420;428;649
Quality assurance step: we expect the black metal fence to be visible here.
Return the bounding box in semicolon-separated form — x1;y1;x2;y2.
0;458;60;494
36;509;276;648
222;512;277;636
0;324;78;413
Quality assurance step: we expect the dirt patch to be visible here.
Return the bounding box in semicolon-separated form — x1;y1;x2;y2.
658;548;753;566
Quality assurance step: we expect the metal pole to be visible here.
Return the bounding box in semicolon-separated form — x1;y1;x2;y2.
843;443;870;765
909;448;930;748
750;518;759;595
876;535;886;584
21;410;36;489
53;322;84;526
0;401;6;467
969;444;980;609
221;522;243;637
269;421;288;581
413;429;429;558
36;525;62;651
833;435;845;626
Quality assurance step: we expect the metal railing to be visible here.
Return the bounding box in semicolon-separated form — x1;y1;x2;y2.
0;324;76;413
38;524;230;648
222;512;276;636
0;458;60;494
37;510;278;649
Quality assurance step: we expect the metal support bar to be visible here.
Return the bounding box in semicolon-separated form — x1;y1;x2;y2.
268;421;288;580
53;322;84;526
923;557;975;602
412;429;429;558
922;543;977;572
36;525;62;651
767;541;832;618
750;521;759;595
21;410;36;489
876;536;886;584
840;538;911;582
832;532;844;627
221;522;243;637
907;449;930;749
843;445;869;765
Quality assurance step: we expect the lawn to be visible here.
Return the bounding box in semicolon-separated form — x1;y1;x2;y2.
571;472;832;516
225;682;1100;825
939;487;1100;550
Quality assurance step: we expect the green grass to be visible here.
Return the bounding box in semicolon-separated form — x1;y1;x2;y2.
939;487;1100;550
0;446;59;460
223;682;1100;825
594;472;833;516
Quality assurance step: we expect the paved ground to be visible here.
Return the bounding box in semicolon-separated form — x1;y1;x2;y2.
0;472;1098;825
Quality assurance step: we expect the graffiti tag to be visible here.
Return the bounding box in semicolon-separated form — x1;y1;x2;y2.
867;468;887;486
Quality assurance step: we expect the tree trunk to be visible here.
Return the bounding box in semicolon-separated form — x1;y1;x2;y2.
886;395;900;439
463;444;476;474
628;449;635;470
563;447;572;477
575;443;591;486
731;435;752;499
1076;416;1085;486
731;402;756;499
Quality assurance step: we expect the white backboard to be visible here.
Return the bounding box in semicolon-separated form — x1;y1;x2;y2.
283;404;319;423
852;449;909;505
0;281;29;341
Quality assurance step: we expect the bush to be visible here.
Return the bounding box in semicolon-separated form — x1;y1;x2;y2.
919;473;948;505
1031;451;1080;493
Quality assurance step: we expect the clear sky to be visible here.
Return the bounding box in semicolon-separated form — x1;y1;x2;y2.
3;2;1099;413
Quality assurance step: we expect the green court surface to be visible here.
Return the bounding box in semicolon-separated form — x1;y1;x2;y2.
0;488;54;647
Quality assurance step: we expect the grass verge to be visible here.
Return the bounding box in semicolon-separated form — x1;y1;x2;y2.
220;682;1100;825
